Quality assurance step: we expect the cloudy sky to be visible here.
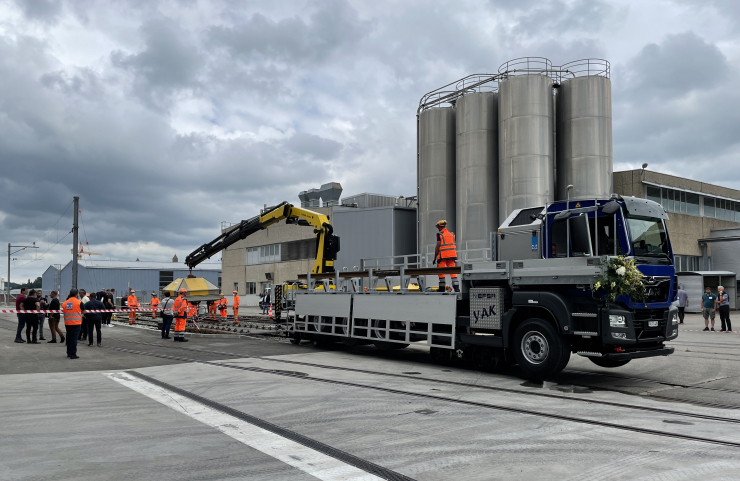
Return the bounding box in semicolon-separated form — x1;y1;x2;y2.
1;0;739;283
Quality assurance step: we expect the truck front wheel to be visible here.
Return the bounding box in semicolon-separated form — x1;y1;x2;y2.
513;318;570;378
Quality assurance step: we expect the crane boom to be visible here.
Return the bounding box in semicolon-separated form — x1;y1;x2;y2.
185;202;340;274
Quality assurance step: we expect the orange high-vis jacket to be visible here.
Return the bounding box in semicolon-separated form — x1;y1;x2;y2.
127;295;139;308
173;295;188;317
187;303;196;318
62;297;84;326
218;298;227;310
233;295;240;308
151;297;160;309
438;228;457;260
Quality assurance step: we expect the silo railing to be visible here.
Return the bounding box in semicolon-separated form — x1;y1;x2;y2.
557;59;610;82
498;57;554;77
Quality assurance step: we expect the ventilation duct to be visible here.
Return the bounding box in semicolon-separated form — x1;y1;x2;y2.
319;182;343;207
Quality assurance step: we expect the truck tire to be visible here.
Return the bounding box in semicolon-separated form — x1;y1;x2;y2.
589;357;631;368
289;333;301;345
513;318;570;378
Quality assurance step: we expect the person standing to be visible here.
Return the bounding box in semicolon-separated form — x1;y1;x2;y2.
84;292;105;346
62;289;86;359
14;287;27;343
160;292;174;339
172;288;189;342
150;292;160;319
36;290;47;340
232;290;240;323
208;300;216;320
47;291;65;343
105;289;115;326
701;287;717;332
676;285;689;324
433;220;460;292
79;289;90;342
218;293;227;319
22;289;41;344
262;291;270;315
127;289;139;325
717;286;732;332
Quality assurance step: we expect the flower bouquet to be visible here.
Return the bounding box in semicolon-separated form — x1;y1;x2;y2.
593;256;646;307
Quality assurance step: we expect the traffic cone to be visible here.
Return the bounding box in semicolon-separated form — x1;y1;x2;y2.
268;305;274;318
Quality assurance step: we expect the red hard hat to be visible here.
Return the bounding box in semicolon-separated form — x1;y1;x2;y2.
179;288;187;293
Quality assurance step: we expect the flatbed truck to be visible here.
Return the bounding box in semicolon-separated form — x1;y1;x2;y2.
288;196;678;378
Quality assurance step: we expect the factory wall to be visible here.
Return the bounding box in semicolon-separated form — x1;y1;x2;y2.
614;170;740;260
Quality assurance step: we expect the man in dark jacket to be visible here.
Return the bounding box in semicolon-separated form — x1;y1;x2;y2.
14;287;27;343
85;292;105;346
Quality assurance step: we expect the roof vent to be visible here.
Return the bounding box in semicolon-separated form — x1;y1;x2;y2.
319;182;343;207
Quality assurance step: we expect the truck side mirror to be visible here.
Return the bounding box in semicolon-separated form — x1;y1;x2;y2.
602;200;620;215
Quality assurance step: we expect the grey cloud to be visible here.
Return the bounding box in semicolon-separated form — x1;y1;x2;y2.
620;31;728;101
111;18;204;110
285;133;342;160
512;0;615;36
14;0;63;24
206;0;372;66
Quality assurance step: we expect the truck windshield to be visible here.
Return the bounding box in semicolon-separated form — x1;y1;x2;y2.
626;216;669;257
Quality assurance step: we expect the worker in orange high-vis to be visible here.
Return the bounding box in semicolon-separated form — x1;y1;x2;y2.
218;293;228;319
150;293;160;319
62;288;87;359
232;290;240;323
433;220;460;292
208;300;216;320
173;288;189;342
127;290;139;324
187;301;197;320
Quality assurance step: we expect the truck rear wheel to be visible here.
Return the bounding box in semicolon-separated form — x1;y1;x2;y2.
430;347;452;364
589;357;631;368
472;346;499;372
513;318;570;378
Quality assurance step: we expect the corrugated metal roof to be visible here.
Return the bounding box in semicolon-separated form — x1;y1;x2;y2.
58;260;221;271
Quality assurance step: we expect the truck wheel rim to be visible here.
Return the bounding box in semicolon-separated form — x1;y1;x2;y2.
521;331;549;365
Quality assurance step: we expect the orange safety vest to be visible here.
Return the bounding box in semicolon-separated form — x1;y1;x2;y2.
233;295;240;308
62;297;83;326
151;297;160;309
173;295;188;317
219;298;227;310
187;303;196;317
438;228;457;260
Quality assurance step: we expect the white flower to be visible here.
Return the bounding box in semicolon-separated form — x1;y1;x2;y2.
616;266;626;277
611;282;616;288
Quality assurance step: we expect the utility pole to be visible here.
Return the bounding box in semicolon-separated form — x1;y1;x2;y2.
72;196;79;290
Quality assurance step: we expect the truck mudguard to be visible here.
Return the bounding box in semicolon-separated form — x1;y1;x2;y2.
511;291;572;333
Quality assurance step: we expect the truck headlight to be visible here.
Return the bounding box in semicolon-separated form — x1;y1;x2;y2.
671;313;679;325
609;315;627;327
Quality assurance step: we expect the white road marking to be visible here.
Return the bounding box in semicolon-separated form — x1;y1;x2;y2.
105;372;384;481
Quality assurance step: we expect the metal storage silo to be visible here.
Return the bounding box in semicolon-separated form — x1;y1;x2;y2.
556;60;612;200
498;73;555;221
455;91;498;252
418;107;456;259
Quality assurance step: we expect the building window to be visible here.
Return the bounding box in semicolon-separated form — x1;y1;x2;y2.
675;255;701;272
686;193;700;216
259;244;281;263
159;271;174;289
218;276;221;289
661;189;674;213
646;186;661;205
233;282;238;293
246;247;259;265
704;197;715;218
246;282;256;295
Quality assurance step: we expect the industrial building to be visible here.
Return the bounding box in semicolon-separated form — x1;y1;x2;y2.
220;184;417;306
613;169;740;272
41;260;221;306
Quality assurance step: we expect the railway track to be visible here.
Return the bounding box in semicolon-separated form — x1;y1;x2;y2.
102;337;740;425
99;342;740;449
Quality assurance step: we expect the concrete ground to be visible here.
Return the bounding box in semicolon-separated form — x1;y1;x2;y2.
1;311;740;480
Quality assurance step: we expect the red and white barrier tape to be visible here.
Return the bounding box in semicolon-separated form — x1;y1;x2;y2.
0;308;163;314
